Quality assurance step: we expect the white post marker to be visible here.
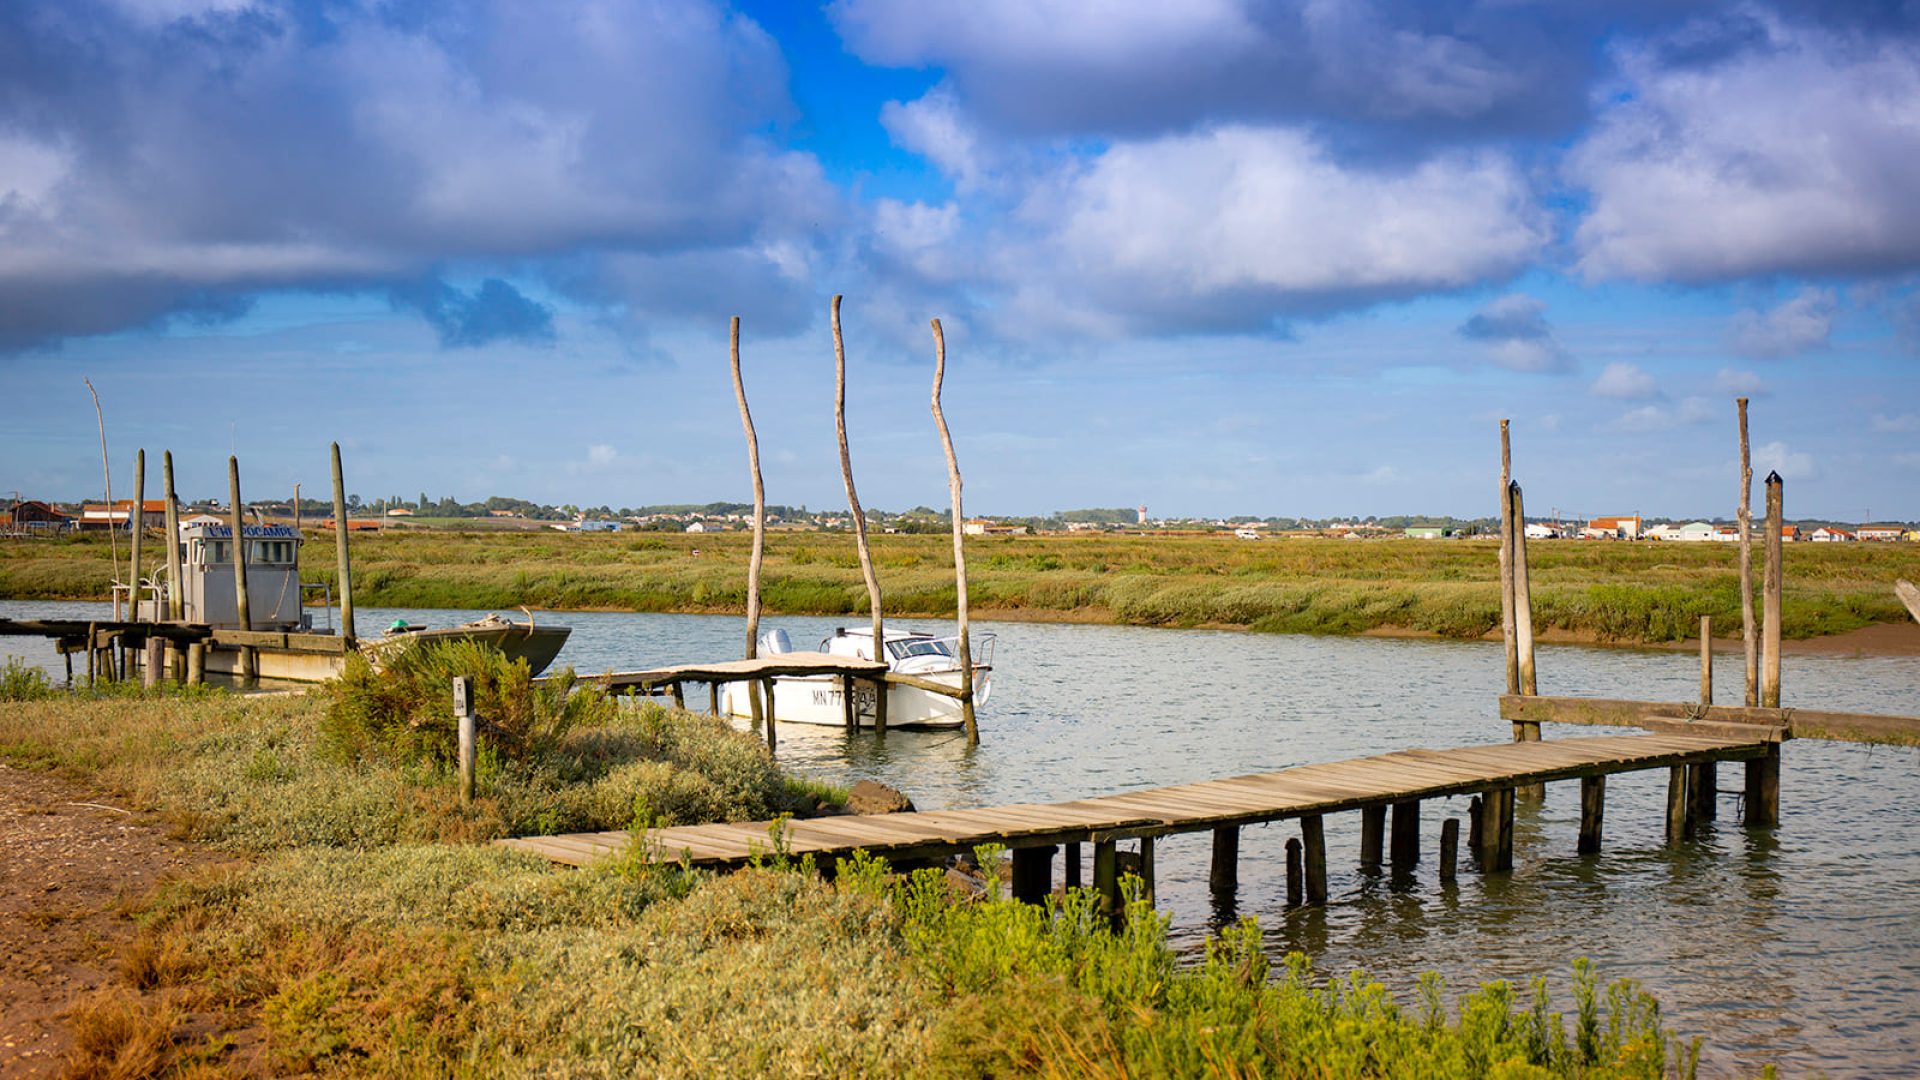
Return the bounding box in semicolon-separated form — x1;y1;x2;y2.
453;675;476;803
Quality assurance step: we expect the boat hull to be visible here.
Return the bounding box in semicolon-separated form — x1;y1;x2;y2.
721;667;989;730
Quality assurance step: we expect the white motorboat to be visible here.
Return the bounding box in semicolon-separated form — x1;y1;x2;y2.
720;626;994;730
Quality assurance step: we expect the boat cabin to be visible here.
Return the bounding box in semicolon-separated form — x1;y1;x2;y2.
809;627;994;672
138;523;312;630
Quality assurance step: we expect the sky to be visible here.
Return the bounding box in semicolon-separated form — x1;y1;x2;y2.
2;0;1918;523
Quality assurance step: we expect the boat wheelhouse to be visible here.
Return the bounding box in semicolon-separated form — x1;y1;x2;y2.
721;626;994;730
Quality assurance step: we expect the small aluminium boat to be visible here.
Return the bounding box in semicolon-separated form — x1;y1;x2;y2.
721;627;994;730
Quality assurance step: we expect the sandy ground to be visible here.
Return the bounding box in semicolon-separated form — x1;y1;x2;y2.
0;764;227;1077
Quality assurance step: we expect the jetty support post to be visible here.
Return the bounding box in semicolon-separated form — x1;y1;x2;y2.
1300;815;1327;905
1578;775;1605;854
1390;800;1420;868
228;456;255;680
1137;837;1156;906
86;622;97;684
142;637;161;689
454;676;476;804
1747;470;1784;826
1477;789;1514;872
1499;420;1519;696
1467;795;1483;864
186;641;204;685
162;451;183;677
840;674;856;730
669;682;684;711
831;296;888;734
1691;615;1717;820
129;449;144;621
1439;818;1459;882
1509;482;1544;799
761;677;777;755
1359;805;1385;870
1209;826;1239;895
1010;845;1055;905
1065;842;1081;889
1666;766;1691;845
1093;839;1120;927
330;443;356;643
929;317;978;745
1738;398;1757;706
1284;837;1304;907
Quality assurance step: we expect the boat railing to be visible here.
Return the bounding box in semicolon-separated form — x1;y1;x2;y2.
901;632;995;670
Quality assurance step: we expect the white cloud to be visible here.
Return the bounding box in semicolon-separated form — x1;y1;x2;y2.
1872;413;1920;432
1458;293;1570;372
1714;368;1768;396
1590;361;1658;399
1569;18;1920;282
832;0;1251;68
1727;288;1836;358
881;91;993;191
1615;405;1675;433
1752;440;1816;481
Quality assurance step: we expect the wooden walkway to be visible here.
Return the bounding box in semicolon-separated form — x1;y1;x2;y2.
499;730;1773;888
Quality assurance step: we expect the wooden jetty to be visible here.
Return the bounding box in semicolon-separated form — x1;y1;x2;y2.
500;728;1774;915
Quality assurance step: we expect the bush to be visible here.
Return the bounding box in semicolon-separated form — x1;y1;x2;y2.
0;656;57;700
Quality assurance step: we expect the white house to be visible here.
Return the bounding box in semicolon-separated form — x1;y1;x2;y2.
1809;527;1854;542
1523;522;1560;540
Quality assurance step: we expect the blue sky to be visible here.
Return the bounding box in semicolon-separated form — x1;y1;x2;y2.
3;0;1917;521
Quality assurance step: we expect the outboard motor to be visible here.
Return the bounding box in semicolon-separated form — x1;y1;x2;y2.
760;627;793;655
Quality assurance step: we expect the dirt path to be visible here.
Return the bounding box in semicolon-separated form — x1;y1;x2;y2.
0;764;225;1077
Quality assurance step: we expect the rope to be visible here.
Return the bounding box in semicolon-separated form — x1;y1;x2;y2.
1683;701;1708;722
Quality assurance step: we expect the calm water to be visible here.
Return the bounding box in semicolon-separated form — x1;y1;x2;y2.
7;600;1919;1075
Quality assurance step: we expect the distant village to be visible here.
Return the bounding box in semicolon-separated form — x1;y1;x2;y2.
5;494;1916;544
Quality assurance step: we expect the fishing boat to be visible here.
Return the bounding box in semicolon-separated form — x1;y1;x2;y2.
130;521;569;681
720;626;993;730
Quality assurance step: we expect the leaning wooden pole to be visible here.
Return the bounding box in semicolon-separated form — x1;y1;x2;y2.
228;456;254;680
329;443;356;644
84;377;120;605
129;448;145;620
832;295;887;731
162;451;183;621
1760;471;1783;709
929;317;977;745
1898;579;1920;625
1498;420;1519;695
1510;481;1537;697
730;316;767;732
1737;398;1757;707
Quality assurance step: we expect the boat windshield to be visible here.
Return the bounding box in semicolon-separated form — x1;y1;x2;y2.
888;638;953;660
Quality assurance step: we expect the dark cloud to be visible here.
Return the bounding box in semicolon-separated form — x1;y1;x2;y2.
389;278;555;349
1457;294;1571;372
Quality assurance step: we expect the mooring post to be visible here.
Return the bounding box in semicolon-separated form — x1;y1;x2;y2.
129;449;145;619
1509;481;1545;800
1065;841;1082;889
872;676;889;733
1760;471;1783;708
1578;775;1605;854
186;641;205;685
1699;614;1713;705
1092;839;1120;927
1692;614;1717;820
1209;826;1239;894
453;676;476;804
1480;789;1514;871
1010;846;1054;904
1498;419;1519;696
1391;800;1420;868
929;317;979;745
1439;818;1459;882
762;678;777;754
1137;837;1156;905
669;681;684;710
328;443;356;644
1285;837;1304;907
142;638;162;689
830;296;887;737
1300;815;1327;905
1745;747;1780;828
1666;766;1691;845
841;674;856;729
1359;805;1385;869
86;621;97;684
709;682;720;716
162;451;183;682
1467;795;1483;862
1737;398;1757;707
730;316;769;741
227;457;255;681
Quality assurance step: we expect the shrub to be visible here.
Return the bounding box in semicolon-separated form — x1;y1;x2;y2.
0;656;56;700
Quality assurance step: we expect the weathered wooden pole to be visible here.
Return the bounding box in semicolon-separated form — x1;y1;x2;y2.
1499;420;1519;695
186;641;205;685
1065;842;1082;889
1300;815;1327;904
329;443;356;643
1737;398;1758;707
1578;775;1605;854
129;449;145;620
1390;800;1420;867
1359;805;1385;869
1510;481;1537;697
1699;614;1713;705
1479;789;1514;871
162;452;183;621
291;482;300;536
1467;795;1483;862
1137;837;1156;905
762;677;777;754
1093;839;1120;926
1209;826;1238;894
730;316;768;733
1010;846;1054;904
929;317;978;745
1439;818;1459;882
1760;471;1783;708
85;378;121;611
1284;837;1304;906
453;676;476;804
228;456;254;680
1666;766;1691;845
86;621;97;684
831;296;888;732
1692;614;1717;821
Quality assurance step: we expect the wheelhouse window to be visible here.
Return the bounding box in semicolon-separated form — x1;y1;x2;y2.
888;638;954;660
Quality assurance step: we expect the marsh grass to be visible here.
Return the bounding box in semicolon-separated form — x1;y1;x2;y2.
10;531;1916;642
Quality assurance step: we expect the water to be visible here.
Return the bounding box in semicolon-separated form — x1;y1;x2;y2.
7;601;1919;1074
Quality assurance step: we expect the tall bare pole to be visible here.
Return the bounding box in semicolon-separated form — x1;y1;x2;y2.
84;378;120;600
1510;481;1538;697
930;318;978;745
832;296;887;730
1737;398;1758;706
229;455;255;680
1498;420;1518;695
330;443;356;643
1760;471;1783;708
293;482;301;535
730;316;767;732
162;451;183;620
129;449;145;620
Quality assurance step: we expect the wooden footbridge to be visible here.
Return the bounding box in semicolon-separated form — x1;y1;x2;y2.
500;726;1781;913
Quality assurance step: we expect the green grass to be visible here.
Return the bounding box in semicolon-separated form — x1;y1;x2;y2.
9;530;1917;643
7;687;1725;1076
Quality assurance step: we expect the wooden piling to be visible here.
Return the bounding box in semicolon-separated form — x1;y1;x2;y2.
669;682;684;710
186;642;204;685
872;676;889;732
163;451;183;621
129;449;145;619
142;638;162;689
1065;842;1082;889
1359;805;1385;869
762;677;777;754
228;458;255;680
330;443;356;643
1745;746;1780;828
831;296;887;733
1761;471;1783;709
1699;614;1713;705
1499;420;1519;696
1479;789;1514;872
1691;761;1718;822
1300;815;1327;905
1209;826;1239;893
1666;766;1690;845
730;317;768;715
929;318;978;745
86;622;97;683
1285;838;1304;907
1093;839;1119;926
1390;800;1420;867
1467;794;1482;860
1439;818;1458;881
1010;846;1053;904
1137;837;1156;905
709;682;720;716
1578;775;1605;854
840;674;856;729
1737;398;1757;707
1510;481;1537;697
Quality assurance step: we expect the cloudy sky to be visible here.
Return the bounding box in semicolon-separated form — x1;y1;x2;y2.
3;0;1917;521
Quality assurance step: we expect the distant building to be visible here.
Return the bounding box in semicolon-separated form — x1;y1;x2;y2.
1;500;73;534
576;519;621;532
1671;521;1718;542
1523;522;1561;540
488;509;516;517
318;517;382;531
1583;515;1642;540
78;499;167;531
1809;527;1854;542
385;507;413;517
1858;526;1905;542
1404;526;1446;540
1137;505;1148;524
